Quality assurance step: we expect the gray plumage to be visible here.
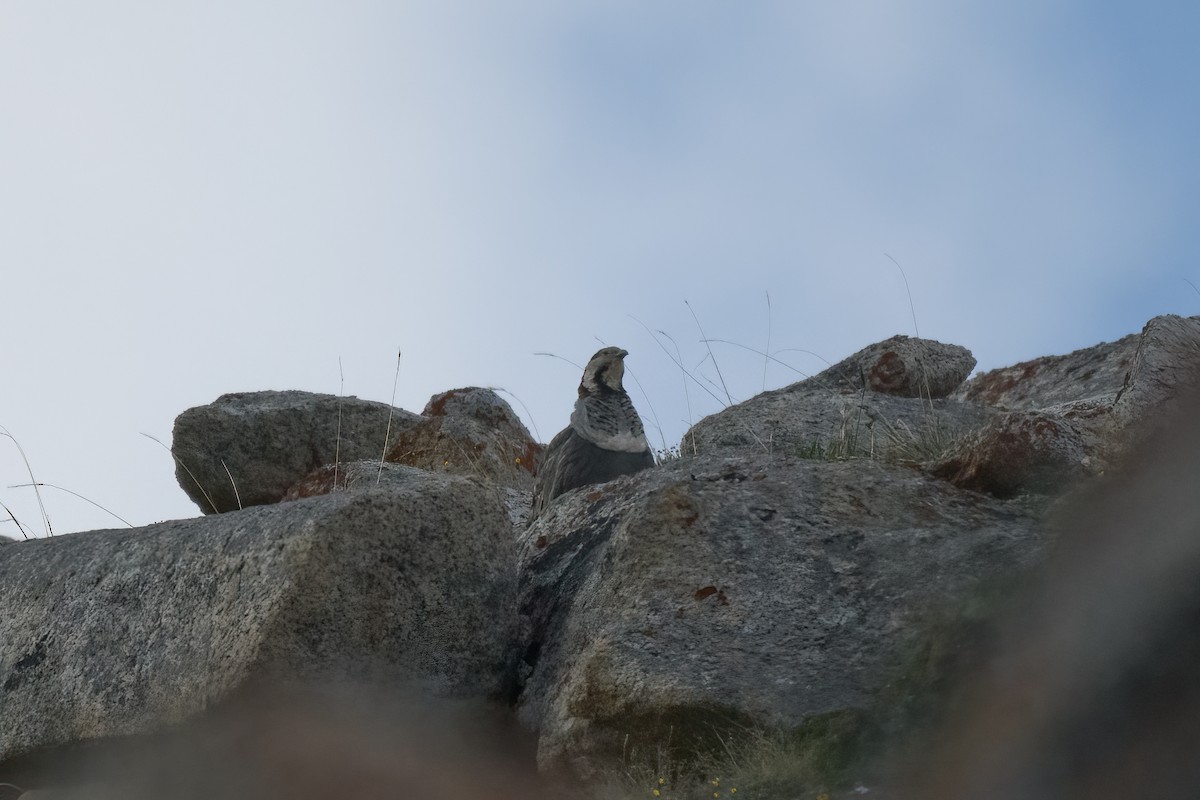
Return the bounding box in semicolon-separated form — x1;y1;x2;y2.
531;347;655;520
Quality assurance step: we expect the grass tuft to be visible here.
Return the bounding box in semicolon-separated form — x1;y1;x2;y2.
589;714;871;800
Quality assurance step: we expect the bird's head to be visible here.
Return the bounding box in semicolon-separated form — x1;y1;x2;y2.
580;346;629;395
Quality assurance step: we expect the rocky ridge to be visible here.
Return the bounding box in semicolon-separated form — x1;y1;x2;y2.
2;315;1199;797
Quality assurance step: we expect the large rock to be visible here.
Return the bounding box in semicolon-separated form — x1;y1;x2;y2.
384;387;540;490
951;332;1140;409
172;390;419;513
684;385;996;461
814;335;977;398
684;335;990;459
516;454;1043;776
0;471;518;769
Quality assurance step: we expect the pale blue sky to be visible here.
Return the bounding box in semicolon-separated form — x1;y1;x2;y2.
2;1;1197;535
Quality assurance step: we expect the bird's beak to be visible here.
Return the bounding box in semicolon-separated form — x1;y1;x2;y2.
617;349;629;358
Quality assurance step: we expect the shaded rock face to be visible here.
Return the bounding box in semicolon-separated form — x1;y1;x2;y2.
951;332;1140;410
516;454;1042;776
932;411;1093;498
385;387;540;490
0;534;14;544
898;387;1200;800
0;471;518;768
816;335;976;399
172;390;418;513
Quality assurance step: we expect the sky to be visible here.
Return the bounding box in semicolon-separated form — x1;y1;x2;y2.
2;1;1198;537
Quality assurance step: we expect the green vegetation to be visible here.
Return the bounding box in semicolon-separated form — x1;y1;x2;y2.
587;710;873;800
579;576;1026;800
793;403;965;465
863;575;1025;772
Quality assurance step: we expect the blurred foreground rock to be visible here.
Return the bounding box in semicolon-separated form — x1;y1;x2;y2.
896;386;1200;799
0;687;548;800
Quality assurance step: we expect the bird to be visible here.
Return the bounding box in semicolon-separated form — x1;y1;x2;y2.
531;347;655;520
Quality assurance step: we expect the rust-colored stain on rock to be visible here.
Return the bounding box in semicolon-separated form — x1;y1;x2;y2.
424;389;463;417
518;441;542;474
967;362;1043;406
868;350;906;392
659;486;700;528
694;586;730;605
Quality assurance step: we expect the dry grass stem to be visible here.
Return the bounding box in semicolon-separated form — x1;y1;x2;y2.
1;424;52;536
378;349;403;486
141;433;220;514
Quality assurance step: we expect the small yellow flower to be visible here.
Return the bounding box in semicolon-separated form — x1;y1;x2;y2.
515;456;522;464
652;790;660;798
658;777;666;785
711;778;720;785
730;790;737;795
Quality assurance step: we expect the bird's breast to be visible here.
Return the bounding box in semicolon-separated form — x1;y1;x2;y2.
570;395;650;453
